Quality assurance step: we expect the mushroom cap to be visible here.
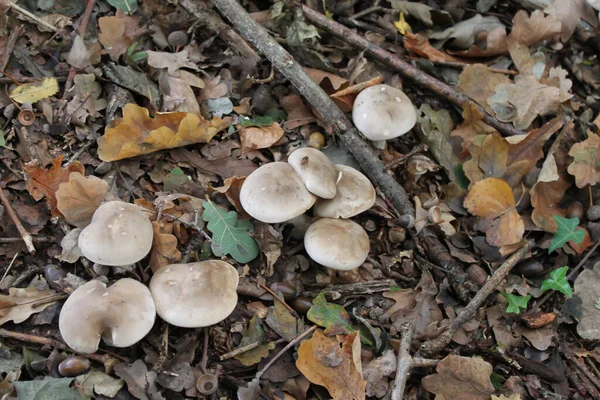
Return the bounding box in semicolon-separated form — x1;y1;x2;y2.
304;218;370;270
78;200;153;266
59;278;156;353
288;148;338;199
150;261;239;328
240;162;316;223
352;84;417;141
313;165;376;219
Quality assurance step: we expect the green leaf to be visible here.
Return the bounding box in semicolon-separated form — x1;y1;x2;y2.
541;266;573;298
595;297;600;310
13;377;83;400
235;315;275;366
490;372;506;391
502;292;530;315
0;129;13;150
201;199;259;263
163;167;189;191
549;216;586;254
239;115;274;127
107;0;137;13
307;293;373;345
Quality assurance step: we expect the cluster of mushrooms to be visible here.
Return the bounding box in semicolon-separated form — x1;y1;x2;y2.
59;201;239;353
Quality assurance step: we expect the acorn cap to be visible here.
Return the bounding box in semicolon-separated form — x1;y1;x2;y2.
313;165;376;219
288;147;338;199
58;278;156;353
78;201;153;266
352;84;417;141
240;162;316;223
149;261;239;328
304;218;370;270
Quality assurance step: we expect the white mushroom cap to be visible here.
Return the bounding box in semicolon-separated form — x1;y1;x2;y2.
78;201;153;266
313;165;376;219
288;148;338;199
150;261;239;328
352;84;417;141
240;162;316;223
304;218;369;270
59;278;156;353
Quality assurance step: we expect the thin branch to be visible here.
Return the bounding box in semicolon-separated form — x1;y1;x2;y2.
391;322;414;400
5;1;59;32
0;187;35;254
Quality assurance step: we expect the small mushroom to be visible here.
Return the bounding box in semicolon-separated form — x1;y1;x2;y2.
313;165;376;219
78;200;153;266
288;147;338;199
59;278;156;353
240;162;316;223
304;218;370;270
352;84;417;146
150;261;239;328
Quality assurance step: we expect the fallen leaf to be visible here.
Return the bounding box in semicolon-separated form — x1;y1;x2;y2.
97;104;229;161
266;295;297;341
464;177;524;247
58;228;83;263
296;330;366;400
451;102;498;154
24;156;85;217
435;14;508;57
252;223;282;276
541;266;572;298
545;0;597;41
514;325;553;351
362;349;396;398
98;13;141;61
107;0;137;13
417;104;459;182
239;122;284;153
114;360;162;400
56;172;109;227
147;50;198;75
280;94;315;129
422;354;495;400
304;68;348;93
66;35;102;69
13;377;81;400
149;221;181;273
75;371;124;398
403;32;459;62
209;176;247;217
548;216;586;254
493;395;521;400
574;262;600;339
307;293;356;336
235;315;275;366
383;289;416;319
389;0;452;26
567;133;600;188
0;288;59;326
509;9;562;47
503;292;530;314
9;78;59;104
456;65;511;111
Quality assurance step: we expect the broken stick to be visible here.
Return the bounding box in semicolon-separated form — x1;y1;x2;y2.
0;187;35;254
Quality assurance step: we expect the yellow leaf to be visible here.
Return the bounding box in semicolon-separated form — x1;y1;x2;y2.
394;12;411;35
9;78;59;104
97;104;230;161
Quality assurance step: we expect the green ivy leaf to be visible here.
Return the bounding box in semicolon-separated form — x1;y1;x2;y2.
503;292;530;315
239;115;274;127
549;216;586;254
201;199;259;263
541;266;573;298
13;377;83;400
307;293;373;345
107;0;137;13
163;167;189;191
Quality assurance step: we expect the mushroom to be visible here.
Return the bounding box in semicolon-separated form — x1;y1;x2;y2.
313;165;376;219
288;147;338;199
304;218;370;270
150;261;239;328
240;162;316;223
352;84;417;148
78;200;153;266
59;278;156;353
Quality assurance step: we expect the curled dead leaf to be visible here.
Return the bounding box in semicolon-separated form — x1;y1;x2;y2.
567;133;600;188
149;221;182;273
239;122;284;153
0;288;59;326
56;172;109;228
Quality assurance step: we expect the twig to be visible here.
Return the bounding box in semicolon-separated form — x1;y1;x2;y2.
391;322;414;400
0;253;18;287
78;0;96;38
331;76;383;98
417;240;533;358
301;279;397;300
258;282;297;315
0;237;53;243
4;1;59;32
0;187;35;254
350;2;382;20
0;25;23;71
219;338;285;361
430;60;518;76
301;5;525;137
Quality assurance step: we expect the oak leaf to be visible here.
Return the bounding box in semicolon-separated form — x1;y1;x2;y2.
456;65;511;110
296;330;366;400
0;288;59;325
56;172;109;227
403;32;459;63
464;178;524;247
509;10;562;47
451;102;498;156
239;122;284;153
567;133;600;188
149;221;181;273
209;176;247;217
97;104;229;161
422;354;495;400
98;13;141;61
24;156;85;217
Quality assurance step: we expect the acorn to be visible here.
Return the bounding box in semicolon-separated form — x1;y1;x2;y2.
269;282;297;300
167;30;189;48
513;259;544;277
44;265;66;290
587;205;600;222
291;296;313;314
467;264;488;286
567;201;584;219
388;226;406;244
58;356;90;377
308;132;325;149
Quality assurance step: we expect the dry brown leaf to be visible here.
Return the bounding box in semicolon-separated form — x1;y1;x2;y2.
147;50;198;75
280;95;315;129
383;290;416;319
403;32;460;63
239;122;284;153
464;178;524;247
0;288;59;325
456;65;511;111
296;330;366;400
492;395;521;400
97;104;229;161
567;133;600;188
209;176;247;217
56;172;109;228
24;156;85;218
149;221;182;273
304;68;348;93
509;10;562;47
451;102;498;156
422;354;495;400
545;0;598;41
98;13;141;61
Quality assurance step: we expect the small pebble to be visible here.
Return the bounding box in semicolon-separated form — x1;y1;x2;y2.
587;205;600;221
